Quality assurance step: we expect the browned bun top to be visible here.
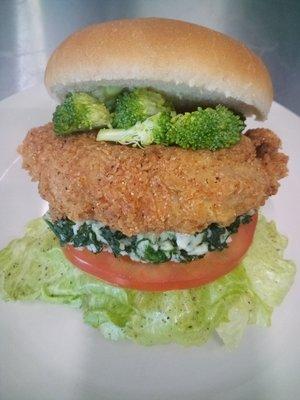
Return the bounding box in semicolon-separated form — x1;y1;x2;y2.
45;18;273;120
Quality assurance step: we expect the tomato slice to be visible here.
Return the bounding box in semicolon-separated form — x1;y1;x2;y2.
63;214;258;291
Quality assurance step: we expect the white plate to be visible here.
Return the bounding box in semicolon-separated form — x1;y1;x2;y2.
0;86;299;400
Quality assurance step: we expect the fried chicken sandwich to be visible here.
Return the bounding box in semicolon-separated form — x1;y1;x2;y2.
1;18;295;347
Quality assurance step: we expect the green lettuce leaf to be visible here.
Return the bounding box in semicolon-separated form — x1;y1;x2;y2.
0;216;295;347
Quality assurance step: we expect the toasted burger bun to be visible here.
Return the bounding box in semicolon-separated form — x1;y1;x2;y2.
45;18;273;120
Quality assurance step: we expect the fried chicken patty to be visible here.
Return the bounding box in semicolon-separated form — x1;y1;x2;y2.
19;123;288;235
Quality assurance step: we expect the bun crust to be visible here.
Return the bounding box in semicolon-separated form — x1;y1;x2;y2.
45;18;273;119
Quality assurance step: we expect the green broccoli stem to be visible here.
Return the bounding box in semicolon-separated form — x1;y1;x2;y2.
97;112;171;147
97;125;154;147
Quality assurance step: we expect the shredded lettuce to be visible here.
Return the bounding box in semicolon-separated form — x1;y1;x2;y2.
0;216;295;348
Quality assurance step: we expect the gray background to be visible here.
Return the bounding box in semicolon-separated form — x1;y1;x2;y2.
0;0;299;115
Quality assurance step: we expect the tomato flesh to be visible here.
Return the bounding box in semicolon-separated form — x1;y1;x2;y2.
63;214;258;291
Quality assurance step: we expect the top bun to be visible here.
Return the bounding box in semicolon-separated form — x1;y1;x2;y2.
45;18;273;120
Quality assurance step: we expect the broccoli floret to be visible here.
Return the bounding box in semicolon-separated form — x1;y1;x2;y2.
112;88;174;129
165;105;245;150
53;92;112;136
97;112;172;147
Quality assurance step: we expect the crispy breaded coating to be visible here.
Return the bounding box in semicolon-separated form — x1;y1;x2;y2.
19;123;288;235
245;128;288;194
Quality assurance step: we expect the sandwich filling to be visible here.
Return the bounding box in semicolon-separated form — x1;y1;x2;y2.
45;211;254;264
19;86;288;265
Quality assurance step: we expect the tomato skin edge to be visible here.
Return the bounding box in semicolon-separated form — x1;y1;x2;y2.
63;214;258;292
